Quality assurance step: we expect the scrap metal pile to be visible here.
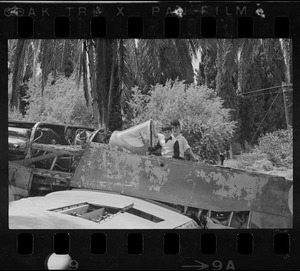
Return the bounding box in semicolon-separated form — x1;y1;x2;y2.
9;120;293;229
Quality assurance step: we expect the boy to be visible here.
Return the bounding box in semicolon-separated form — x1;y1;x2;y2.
169;119;198;162
148;125;176;158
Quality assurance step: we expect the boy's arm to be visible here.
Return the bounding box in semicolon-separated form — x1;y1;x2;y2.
181;137;198;161
148;141;161;152
185;148;198;162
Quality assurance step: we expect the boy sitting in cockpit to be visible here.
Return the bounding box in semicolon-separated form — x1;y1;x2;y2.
148;125;176;158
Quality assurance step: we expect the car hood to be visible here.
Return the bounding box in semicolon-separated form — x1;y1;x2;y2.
9;190;196;229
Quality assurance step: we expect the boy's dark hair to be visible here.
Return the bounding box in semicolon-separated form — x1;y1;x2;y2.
162;125;172;132
170;119;181;128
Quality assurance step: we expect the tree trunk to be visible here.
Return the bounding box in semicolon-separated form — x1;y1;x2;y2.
108;63;123;132
95;39;108;128
106;40;117;131
215;41;237;120
281;39;292;128
82;41;90;107
10;40;28;109
87;40;100;128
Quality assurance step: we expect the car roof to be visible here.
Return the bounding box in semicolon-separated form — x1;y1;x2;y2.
9;190;194;229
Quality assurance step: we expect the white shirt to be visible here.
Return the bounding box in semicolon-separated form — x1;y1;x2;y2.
157;133;176;158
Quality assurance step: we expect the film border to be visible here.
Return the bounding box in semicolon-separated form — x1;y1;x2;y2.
1;1;299;270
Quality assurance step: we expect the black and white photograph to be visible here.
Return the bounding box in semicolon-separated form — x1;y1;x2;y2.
8;38;293;229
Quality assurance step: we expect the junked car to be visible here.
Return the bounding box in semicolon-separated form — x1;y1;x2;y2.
9;190;200;229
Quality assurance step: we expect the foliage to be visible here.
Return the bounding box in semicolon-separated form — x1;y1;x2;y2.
9;39;201;132
128;80;236;163
8;38;293;148
196;48;217;89
8;76;93;127
255;128;293;168
231;151;276;172
215;40;238;121
237;40;287;145
228;127;292;173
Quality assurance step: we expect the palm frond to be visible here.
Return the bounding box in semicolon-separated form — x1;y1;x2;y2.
95;39;108;127
238;39;257;92
32;40;41;85
75;42;83;88
222;39;240;74
118;39;125;95
40;39;55;94
10;39;29;109
73;40;84;87
188;39;198;58
174;40;194;83
82;40;90;106
87;39;96;91
8;39;19;69
106;40;117;129
138;39;165;86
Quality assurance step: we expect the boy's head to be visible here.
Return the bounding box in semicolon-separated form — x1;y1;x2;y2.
169;119;181;136
170;120;180;128
162;125;172;138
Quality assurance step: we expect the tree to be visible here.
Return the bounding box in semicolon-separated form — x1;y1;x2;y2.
9;39;200;132
128;80;236;163
236;40;288;145
280;38;293;127
215;40;238;120
10;38;291;141
196;45;217;89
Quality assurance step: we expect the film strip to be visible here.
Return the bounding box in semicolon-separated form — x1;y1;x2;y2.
1;1;299;270
0;4;296;38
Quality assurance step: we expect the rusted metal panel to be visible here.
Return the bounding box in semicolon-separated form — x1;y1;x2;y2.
31;168;73;180
71;143;293;217
9;162;33;192
250;211;292;228
31;143;83;156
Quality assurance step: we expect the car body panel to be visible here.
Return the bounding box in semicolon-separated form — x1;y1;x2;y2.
9;190;198;229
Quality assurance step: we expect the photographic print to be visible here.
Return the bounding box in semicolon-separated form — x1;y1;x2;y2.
8;38;293;229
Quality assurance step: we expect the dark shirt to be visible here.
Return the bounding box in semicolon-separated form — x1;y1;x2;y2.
173;140;185;160
149;136;173;152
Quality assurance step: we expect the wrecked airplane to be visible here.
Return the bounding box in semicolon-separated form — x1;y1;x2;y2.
8;119;293;229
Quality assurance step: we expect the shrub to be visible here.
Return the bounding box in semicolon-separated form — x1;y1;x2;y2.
255;128;293;168
233;152;270;171
9;76;93;127
128;80;237;163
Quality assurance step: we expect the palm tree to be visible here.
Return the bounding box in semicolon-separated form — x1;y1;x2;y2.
9;38;221;131
280;38;292;127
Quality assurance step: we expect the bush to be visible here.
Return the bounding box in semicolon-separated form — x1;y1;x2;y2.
8;76;93;127
128;80;237;163
255;128;293;168
233;152;270;171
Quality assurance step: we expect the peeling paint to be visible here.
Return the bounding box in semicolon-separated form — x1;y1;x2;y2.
212;172;269;201
71;143;292;216
145;159;170;192
195;169;207;180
